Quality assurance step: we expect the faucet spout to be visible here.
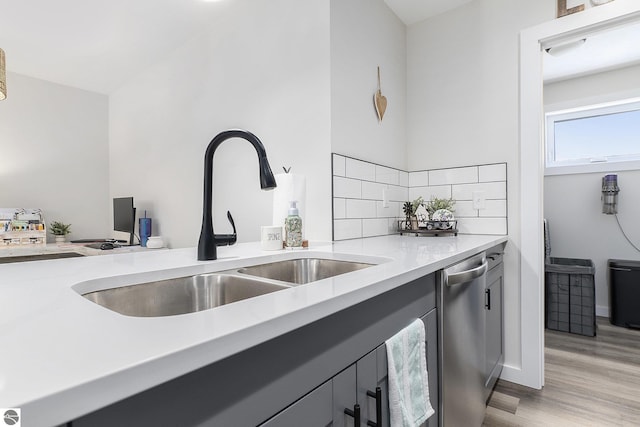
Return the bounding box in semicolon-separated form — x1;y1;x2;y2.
198;130;277;261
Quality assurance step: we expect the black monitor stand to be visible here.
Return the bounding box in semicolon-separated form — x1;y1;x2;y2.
127;207;136;246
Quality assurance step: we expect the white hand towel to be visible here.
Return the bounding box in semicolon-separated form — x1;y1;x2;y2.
386;319;435;427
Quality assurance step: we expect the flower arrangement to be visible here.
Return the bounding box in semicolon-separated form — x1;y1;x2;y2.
424;197;455;218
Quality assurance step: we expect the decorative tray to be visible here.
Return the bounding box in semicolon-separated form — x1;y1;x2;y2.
397;219;458;237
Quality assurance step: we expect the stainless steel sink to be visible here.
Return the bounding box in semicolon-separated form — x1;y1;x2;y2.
80;256;378;317
0;252;85;264
82;274;290;317
238;258;373;285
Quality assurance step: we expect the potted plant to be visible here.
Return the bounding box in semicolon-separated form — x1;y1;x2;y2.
424;197;456;229
424;197;455;217
49;221;71;244
402;196;424;230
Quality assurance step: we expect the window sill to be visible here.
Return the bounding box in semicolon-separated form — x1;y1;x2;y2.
545;159;640;176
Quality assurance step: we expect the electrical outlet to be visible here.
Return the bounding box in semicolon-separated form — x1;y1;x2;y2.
472;191;486;210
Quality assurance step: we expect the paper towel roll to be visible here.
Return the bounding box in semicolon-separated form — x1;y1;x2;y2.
272;173;306;237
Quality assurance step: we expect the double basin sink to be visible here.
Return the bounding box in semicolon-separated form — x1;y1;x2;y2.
82;257;374;317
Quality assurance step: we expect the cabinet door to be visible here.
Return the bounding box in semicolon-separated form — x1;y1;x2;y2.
260;381;333;427
357;346;388;427
485;263;504;396
334;365;358;427
261;365;358;427
421;309;439;427
359;311;438;427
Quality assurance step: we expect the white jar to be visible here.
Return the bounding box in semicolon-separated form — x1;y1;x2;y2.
146;236;164;249
261;226;283;251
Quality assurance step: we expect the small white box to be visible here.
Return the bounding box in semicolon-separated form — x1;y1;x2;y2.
261;226;283;251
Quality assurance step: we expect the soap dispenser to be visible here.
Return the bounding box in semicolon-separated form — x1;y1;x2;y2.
284;201;302;248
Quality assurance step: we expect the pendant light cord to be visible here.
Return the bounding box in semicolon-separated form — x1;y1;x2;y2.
615;214;640;253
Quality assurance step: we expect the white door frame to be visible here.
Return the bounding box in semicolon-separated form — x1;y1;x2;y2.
518;0;640;389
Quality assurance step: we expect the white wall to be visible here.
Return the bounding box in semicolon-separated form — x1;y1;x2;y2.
330;0;407;171
0;72;109;241
406;0;556;384
109;0;331;248
407;0;555;170
545;63;640;107
544;64;640;316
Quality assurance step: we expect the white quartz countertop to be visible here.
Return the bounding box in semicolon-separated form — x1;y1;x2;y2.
0;241;152;258
0;234;507;426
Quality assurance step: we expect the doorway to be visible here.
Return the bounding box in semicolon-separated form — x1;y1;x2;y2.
519;2;640;390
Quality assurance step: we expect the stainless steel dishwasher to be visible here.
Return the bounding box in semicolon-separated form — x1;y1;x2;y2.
439;252;488;427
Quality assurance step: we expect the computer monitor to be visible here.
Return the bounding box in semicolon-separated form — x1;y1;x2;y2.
113;197;136;245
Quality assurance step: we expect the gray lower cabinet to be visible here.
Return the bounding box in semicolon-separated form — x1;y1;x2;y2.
259;380;334;427
356;347;386;427
257;365;358;427
261;308;438;427
423;309;439;427
72;274;438;427
484;248;505;401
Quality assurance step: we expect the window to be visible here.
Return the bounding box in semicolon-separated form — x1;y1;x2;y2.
545;98;640;175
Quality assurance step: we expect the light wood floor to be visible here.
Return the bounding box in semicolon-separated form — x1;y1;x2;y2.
483;317;640;426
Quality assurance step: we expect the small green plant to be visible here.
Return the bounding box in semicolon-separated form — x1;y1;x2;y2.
49;221;71;236
424;197;455;217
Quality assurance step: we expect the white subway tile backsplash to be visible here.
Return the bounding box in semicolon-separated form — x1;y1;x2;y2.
333;198;346;219
375;165;399;185
408;187;422;201
454;201;477;218
398;171;409;187
333;176;361;199
409;171;428;187
429;167;478;186
362;181;387;201
363;218;390;237
332;155;507;240
376;201;401;218
334;219;362;240
333;154;346;177
479;199;507;217
387;185;408;202
346;158;376;181
479;163;506;182
457;218;507;235
452;182;506;201
346;199;377;219
410;185;452;201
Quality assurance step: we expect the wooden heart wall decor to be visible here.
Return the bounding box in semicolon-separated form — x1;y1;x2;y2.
374;66;387;122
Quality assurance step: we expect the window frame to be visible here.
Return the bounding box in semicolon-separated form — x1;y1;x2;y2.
545;98;640;176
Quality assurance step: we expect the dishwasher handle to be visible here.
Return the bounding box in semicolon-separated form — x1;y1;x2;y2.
444;261;488;286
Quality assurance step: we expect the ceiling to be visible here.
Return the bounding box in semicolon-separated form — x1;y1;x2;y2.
0;0;231;94
543;20;640;83
0;0;638;94
383;0;474;26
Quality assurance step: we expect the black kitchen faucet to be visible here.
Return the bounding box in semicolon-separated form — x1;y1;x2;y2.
198;130;277;261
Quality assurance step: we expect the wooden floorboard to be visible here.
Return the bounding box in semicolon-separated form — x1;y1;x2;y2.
487;391;519;414
484;317;640;426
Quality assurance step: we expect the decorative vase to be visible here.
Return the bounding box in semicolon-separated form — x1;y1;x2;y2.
55;235;66;245
410;215;419;230
432;209;455;230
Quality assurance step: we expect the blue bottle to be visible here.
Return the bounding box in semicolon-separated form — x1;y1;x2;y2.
139;212;152;247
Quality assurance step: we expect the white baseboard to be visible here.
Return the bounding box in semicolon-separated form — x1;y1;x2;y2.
501;309;610;391
499;364;543;390
596;305;609;318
